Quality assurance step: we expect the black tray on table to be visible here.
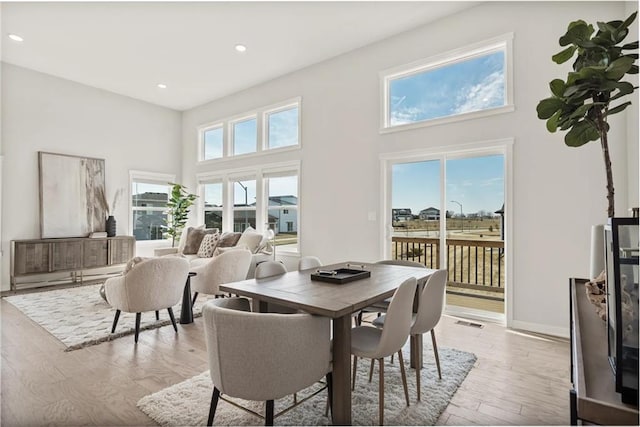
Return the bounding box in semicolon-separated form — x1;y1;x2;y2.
310;268;371;284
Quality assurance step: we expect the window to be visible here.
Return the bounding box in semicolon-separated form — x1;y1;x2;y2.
203;182;223;230
266;105;299;149
197;98;301;161
130;175;172;241
231;117;257;156
233;178;256;232
381;34;513;132
203;126;223;160
267;174;298;249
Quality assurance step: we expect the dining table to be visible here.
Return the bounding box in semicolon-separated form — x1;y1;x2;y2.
219;261;435;425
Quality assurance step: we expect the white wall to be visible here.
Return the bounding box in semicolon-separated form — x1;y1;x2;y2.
182;1;638;336
1;63;182;290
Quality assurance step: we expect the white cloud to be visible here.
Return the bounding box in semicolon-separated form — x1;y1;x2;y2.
454;71;504;114
390;106;426;125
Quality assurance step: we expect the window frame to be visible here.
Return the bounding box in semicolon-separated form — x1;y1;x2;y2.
197;97;301;164
379;33;514;134
129;170;175;244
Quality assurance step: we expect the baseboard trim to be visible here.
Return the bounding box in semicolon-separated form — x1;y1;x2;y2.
510;319;569;339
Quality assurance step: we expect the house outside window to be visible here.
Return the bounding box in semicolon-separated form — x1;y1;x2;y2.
131;180;171;241
381;34;513;132
267;174;298;249
203;182;223;230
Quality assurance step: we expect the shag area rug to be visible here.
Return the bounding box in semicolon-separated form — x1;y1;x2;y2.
4;284;214;351
137;346;476;426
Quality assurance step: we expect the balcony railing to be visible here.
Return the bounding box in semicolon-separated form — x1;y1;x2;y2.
391;236;504;295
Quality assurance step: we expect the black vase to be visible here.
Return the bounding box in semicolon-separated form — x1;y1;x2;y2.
106;216;116;237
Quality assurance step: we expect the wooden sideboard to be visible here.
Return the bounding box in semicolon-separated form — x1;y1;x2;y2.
570;278;639;425
11;236;135;290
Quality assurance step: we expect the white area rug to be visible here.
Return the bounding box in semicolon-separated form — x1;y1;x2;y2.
137;346;476;426
4;284;214;351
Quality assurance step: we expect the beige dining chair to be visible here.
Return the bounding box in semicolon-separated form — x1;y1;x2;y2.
372;268;448;400
203;297;333;426
254;261;297;314
357;259;426;325
351;277;418;425
298;256;322;270
190;249;252;307
104;257;189;343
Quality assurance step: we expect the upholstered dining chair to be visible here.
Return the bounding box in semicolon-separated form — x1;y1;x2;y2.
351;277;418;425
297;256;322;270
372;269;448;401
104;256;189;343
190;249;252;307
356;259;426;325
254;261;297;314
203;297;333;426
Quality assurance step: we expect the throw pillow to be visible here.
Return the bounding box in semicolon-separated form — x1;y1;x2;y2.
216;231;242;248
178;225;204;253
236;226;265;253
183;228;217;254
197;233;220;258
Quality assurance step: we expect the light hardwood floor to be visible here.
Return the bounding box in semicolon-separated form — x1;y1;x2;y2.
1;295;570;426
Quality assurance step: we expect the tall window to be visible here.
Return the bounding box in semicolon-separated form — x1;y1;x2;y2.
381;35;513;131
233;178;256;232
131;180;170;241
266;105;299;149
267;174;299;248
203;125;223;160
203;182;223;230
231;117;257;156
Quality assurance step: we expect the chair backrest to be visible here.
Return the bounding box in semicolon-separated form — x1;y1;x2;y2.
375;277;418;358
255;260;287;279
203;297;331;401
120;257;189;312
191;249;252;295
298;256;322;270
411;269;448;335
376;259;426;268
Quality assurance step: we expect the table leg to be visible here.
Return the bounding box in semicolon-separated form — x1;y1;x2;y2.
180;276;194;324
410;333;423;369
332;315;352;425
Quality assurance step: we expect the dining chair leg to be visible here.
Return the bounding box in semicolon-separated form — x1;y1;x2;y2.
351;355;358;391
207;387;220;426
416;362;422;401
326;372;333;420
378;358;385;426
191;292;199;309
155;310;159;320
111;309;121;333
369;358;375;382
134;313;141;343
167;307;178;332
431;329;442;379
265;400;274;426
397;350;410;407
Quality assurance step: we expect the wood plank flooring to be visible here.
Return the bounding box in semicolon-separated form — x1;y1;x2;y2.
1;295;570;426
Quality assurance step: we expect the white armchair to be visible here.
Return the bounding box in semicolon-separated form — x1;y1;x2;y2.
104;257;190;343
190;249;252;307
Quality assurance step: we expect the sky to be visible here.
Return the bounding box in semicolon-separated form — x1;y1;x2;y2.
392;155;504;216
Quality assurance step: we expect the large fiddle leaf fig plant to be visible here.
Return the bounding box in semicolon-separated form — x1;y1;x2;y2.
536;11;638;218
165;183;198;247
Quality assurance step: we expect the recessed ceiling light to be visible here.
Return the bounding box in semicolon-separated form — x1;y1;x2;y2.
157;83;167;89
8;33;24;42
235;44;247;53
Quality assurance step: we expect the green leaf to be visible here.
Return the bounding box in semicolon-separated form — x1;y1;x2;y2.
629;65;639;74
549;79;566;97
605;56;635;79
617;11;637;33
559;21;594;46
622;41;639;50
568;103;595;120
537;98;565;119
565;120;601;147
552;46;577;64
607;101;632;116
610;81;635;100
546;111;561;132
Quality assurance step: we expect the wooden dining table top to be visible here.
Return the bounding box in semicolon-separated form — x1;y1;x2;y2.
219;261;435;318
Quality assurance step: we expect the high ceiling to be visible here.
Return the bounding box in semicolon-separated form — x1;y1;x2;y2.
2;1;477;111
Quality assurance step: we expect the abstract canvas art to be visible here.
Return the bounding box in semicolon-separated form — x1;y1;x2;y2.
39;152;107;238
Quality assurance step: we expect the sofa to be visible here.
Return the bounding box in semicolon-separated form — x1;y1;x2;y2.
153;225;272;279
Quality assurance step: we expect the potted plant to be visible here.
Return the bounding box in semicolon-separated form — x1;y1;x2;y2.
165;183;198;247
536;11;638;218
